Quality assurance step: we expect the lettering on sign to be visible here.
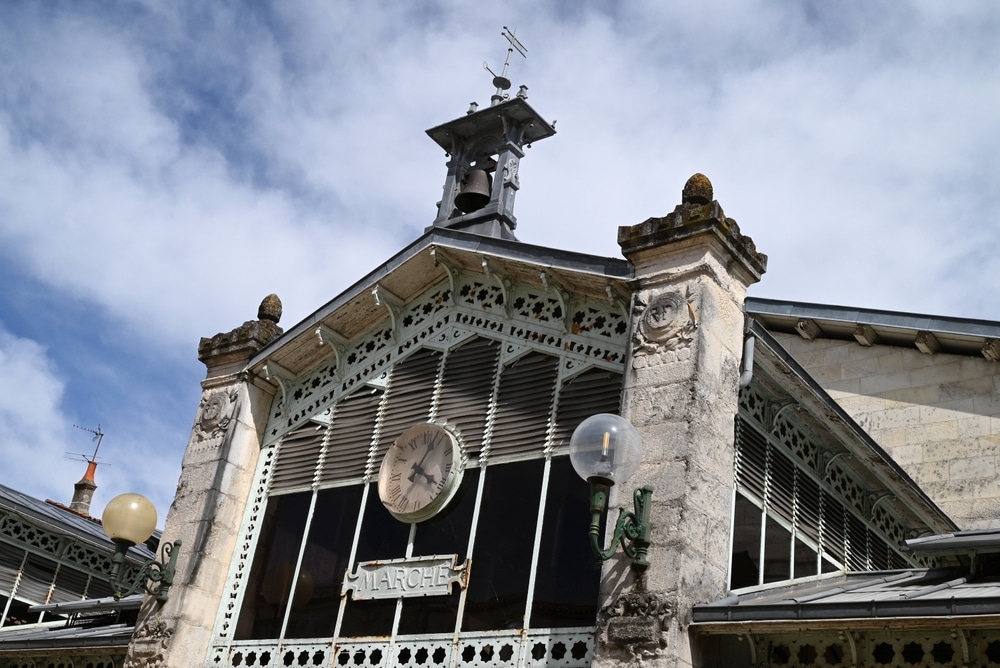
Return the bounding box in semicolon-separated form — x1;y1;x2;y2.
342;554;467;600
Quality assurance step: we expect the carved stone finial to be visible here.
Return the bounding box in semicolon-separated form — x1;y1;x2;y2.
198;294;285;371
682;173;713;205
258;294;282;323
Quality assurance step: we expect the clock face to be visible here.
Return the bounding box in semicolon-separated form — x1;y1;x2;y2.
377;422;464;523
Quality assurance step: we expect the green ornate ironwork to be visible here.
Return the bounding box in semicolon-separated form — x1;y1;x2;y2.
588;481;653;571
109;539;182;602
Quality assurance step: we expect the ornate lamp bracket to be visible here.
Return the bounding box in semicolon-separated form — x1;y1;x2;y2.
589;480;653;572
110;540;182;602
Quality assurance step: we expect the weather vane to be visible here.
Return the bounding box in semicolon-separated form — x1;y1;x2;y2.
484;25;527;96
68;423;106;464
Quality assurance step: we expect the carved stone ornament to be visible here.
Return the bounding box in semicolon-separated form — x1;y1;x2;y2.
599;590;673;665
193;389;238;442
124;619;174;668
633;290;697;355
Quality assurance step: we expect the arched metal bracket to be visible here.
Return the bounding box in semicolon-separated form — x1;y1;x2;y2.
315;324;348;379
824;452;851;479
869;492;894;517
838;631;858;667
736;633;757;666
481;257;512;318
605;281;630;321
429;246;458;305
262;360;295;410
372;284;404;339
540;270;571;333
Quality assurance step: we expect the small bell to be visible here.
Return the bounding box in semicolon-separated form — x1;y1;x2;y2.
454;169;492;213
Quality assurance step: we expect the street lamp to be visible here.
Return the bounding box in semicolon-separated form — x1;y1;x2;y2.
569;414;653;572
101;493;181;602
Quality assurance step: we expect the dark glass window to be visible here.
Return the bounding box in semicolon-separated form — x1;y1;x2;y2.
530;457;601;628
730;492;762;589
398;468;480;635
284;485;364;639
463;460;544;632
234;493;311;640
762;516;792;584
339;483;411;638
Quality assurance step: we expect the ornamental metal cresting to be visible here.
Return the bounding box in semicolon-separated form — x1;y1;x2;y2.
342;555;468;601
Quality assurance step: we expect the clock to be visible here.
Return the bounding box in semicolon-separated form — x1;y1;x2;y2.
377;422;465;523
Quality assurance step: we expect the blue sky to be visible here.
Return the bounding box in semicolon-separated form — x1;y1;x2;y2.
1;1;998;522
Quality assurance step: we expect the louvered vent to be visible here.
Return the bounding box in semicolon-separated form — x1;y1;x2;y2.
16;553;58;605
49;565;88;604
271;423;326;493
489;352;559;460
0;543;24;593
551;367;623;451
377;348;442;456
436;337;500;460
321;387;384;485
735;418;767;497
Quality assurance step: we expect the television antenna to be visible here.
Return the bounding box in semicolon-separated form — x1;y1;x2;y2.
484;25;527;94
67;423;106;465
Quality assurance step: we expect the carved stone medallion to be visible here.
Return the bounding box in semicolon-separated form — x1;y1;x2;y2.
193;390;237;442
633;291;697;355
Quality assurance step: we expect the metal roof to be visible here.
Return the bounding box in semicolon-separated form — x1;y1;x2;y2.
693;568;1000;626
0;619;133;650
0;482;156;561
746;297;1000;357
904;528;1000;554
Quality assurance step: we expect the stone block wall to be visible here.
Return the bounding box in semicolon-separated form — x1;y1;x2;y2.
771;332;1000;530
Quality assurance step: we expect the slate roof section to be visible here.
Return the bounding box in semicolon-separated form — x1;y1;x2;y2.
904;528;1000;555
692;568;1000;625
0;482;156;560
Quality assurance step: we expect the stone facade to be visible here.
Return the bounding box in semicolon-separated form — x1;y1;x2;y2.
594;175;766;667
124;297;282;667
772;331;1000;530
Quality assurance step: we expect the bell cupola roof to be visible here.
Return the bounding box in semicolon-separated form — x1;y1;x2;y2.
426;27;556;240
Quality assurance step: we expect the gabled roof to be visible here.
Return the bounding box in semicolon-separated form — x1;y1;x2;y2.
250;226;632;377
746;297;1000;358
746;321;957;535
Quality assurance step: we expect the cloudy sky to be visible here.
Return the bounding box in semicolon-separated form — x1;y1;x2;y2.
1;1;998;521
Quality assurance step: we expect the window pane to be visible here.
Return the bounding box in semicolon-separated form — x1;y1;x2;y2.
793;536;818;579
463;460;543;632
234;492;311;640
398;468;480;635
762;515;792;584
340;483;410;638
730;492;762;589
284;485;364;639
530;457;601;628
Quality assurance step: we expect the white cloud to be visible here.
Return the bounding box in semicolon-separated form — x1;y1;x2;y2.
0;0;999;511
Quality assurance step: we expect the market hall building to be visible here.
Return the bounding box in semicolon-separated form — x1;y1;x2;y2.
8;73;1000;668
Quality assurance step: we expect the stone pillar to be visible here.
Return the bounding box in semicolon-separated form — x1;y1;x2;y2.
595;175;767;667
124;295;283;668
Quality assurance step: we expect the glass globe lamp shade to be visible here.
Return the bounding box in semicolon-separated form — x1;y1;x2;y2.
569;414;643;486
102;493;158;546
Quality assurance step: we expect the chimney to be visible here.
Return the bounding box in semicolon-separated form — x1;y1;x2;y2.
70;460;98;515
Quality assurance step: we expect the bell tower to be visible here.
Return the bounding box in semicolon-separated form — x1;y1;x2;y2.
426;27;556;240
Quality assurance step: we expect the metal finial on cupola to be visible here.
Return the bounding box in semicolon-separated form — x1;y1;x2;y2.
425;26;557;241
